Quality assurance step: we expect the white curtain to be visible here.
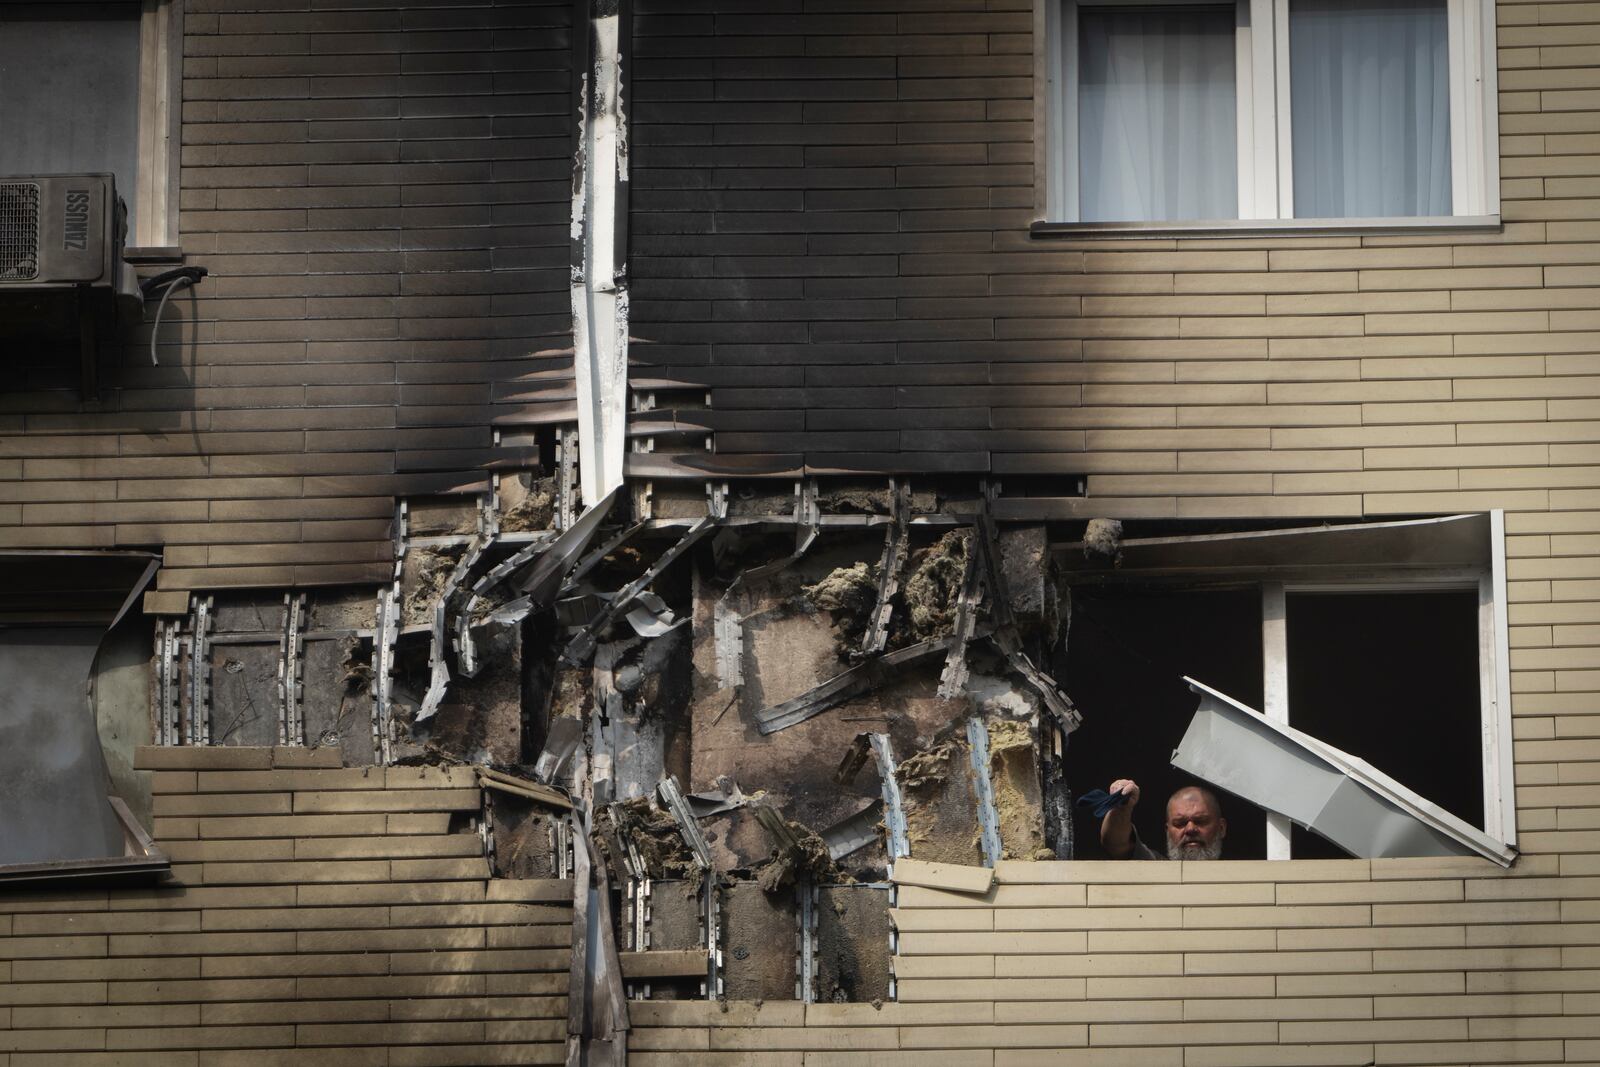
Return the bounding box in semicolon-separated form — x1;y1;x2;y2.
1290;0;1452;218
1078;6;1238;223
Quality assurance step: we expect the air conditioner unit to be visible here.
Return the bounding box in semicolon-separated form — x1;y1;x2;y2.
0;174;144;395
1;174;140;294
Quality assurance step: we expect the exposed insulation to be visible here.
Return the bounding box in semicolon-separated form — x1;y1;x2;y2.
338;634;372;693
420;622;522;766
302;637;374;765
817;484;893;515
645;879;703;952
401;545;465;627
500;473;556;532
897;529;970;645
209;643;280;746
755;816;847;895
602;796;698;881
408;497;479;535
803;561;877;643
726;485;799;517
632;876;707;1001
211;596;283;635
308;589;377;632
986;717;1051;860
896;736;982;867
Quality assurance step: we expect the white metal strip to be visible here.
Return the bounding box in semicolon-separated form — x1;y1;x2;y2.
1271;0;1294;217
1487;509;1516;846
1260;582;1292;860
1447;0;1472;214
572;12;628;507
1179;678;1516;865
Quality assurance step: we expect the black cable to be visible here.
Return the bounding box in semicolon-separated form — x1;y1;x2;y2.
140;266;208;366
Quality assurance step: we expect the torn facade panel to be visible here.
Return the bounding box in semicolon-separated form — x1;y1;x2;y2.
1174;679;1516;866
0;0;1580;1060
1059;513;1492;581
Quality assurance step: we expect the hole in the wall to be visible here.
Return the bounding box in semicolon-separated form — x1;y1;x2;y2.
522;610;560;764
996;474;1088;499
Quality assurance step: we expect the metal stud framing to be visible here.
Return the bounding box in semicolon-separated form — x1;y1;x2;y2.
556;426;579;532
187;595;213;746
372;584;398;766
797;880;817;1003
278;591;306;745
966;716;1003;868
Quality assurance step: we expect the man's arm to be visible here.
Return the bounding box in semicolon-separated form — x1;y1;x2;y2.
1100;778;1141;859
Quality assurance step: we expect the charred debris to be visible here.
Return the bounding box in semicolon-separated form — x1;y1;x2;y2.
154;469;1093;1004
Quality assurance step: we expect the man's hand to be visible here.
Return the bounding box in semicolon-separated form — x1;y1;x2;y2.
1100;777;1141;859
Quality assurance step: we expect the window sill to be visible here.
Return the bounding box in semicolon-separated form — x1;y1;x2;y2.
1029;215;1502;240
0;797;169;888
124;245;185;265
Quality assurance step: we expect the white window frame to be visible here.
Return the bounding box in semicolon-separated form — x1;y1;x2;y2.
133;0;183;251
1059;511;1516;861
1258;554;1515;858
1039;0;1500;231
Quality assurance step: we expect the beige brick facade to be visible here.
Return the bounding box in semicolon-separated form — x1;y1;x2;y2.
0;749;571;1066
3;0;1599;1060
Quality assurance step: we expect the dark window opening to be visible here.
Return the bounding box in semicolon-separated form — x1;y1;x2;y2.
1285;588;1483;859
1065;585;1268;860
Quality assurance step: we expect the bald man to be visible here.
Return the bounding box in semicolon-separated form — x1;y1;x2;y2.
1100;779;1227;861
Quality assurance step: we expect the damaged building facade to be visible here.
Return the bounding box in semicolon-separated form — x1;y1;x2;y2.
2;0;1600;1063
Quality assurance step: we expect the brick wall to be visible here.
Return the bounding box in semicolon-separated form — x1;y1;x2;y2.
0;747;571;1066
628;0;1600;519
0;0;574;591
630;857;1583;1067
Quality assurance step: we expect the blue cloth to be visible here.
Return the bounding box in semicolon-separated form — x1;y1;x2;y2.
1076;788;1130;819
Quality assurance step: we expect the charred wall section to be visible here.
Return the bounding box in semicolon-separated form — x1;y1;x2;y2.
627;2;1036;476
138;477;1080;1007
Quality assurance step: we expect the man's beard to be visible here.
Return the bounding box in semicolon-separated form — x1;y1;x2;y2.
1167;838;1223;861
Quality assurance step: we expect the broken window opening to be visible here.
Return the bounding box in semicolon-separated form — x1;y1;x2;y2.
1065;584;1271;859
0;550;169;884
1282;587;1483;858
1058;512;1514;861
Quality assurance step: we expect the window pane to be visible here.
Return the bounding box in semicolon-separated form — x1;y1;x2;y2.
0;628;128;865
1078;6;1238;223
1285;589;1483;860
1290;0;1451;218
0;4;141;231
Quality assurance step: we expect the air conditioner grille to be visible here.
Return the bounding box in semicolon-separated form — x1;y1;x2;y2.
0;182;40;282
